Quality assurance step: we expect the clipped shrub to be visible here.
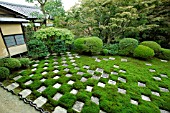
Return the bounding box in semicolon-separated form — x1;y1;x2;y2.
158;48;170;60
19;58;30;68
140;41;161;54
53;39;67;54
27;39;49;59
0;58;4;67
34;27;74;53
74;37;103;55
3;58;21;69
133;45;155;59
103;44;119;55
102;49;109;56
119;38;138;56
0;67;10;80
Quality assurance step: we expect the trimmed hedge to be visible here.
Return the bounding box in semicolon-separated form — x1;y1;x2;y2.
133;45;155;59
119;38;138;56
103;44;119;55
102;49;109;56
3;58;21;69
74;37;103;55
19;58;30;68
0;67;10;80
27;39;49;59
140;41;161;54
158;48;170;60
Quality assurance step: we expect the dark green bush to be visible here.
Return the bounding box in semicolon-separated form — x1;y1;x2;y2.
27;39;49;59
158;48;170;60
0;67;10;80
140;41;161;54
2;58;21;69
102;49;109;56
103;44;119;55
34;27;74;53
133;45;155;59
74;37;103;55
119;38;138;56
0;59;4;67
53;39;67;54
19;58;30;68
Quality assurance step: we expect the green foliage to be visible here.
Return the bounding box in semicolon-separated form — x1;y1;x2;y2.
59;93;77;108
34;27;74;53
28;80;42;90
2;58;21;70
42;86;57;97
0;67;10;80
100;99;114;112
140;41;161;54
73;81;85;90
103;44;119;55
133;45;155;59
81;101;100;113
53;39;67;54
119;38;138;56
19;58;30;68
158;48;170;60
43;78;57;86
27;39;49;59
74;37;103;55
102;49;109;56
58;84;72;94
77;91;91;102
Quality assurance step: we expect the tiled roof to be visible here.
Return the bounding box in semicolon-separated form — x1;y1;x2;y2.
0;1;42;19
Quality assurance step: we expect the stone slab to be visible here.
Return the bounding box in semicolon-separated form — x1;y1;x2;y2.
97;82;105;88
130;99;138;105
37;86;46;93
13;75;22;81
53;106;67;113
53;83;61;89
25;80;33;85
118;77;126;83
6;82;19;90
68;80;75;85
141;95;151;101
118;88;126;94
53;93;63;101
108;80;116;85
33;96;47;107
91;96;99;105
86;86;93;92
19;89;32;98
70;89;78;95
72;101;84;112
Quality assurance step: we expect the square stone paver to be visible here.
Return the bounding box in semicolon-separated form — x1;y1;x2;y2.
113;65;119;68
151;91;160;96
108;80;116;85
145;63;152;66
77;72;84;76
29;74;34;77
25;80;33;85
40;78;46;82
95;59;101;62
160;60;168;62
53;70;59;74
101;73;109;78
70;89;78;95
62;64;68;67
75;56;80;58
96;68;103;73
86;86;93;92
53;93;63;101
91;96;99;105
97;82;105;88
160;74;168;78
37;86;46;93
83;65;90;69
64;68;69;72
69;57;74;59
159;87;169;92
31;68;37;71
19;89;32;98
130;99;138;105
53;83;61;89
149;69;156;72
72;63;77;66
33;96;47;107
160;109;170;113
118;88;126;94
6;82;19;90
121;58;128;62
52;106;67;113
70;60;76;62
141;95;151;101
92;75;100;80
53;76;60;79
103;58;109;61
68;80;75;85
87;70;94;75
119;70;126;73
32;64;38;67
153;77;162;81
74;67;80;70
66;74;72;77
111;72;118;75
53;62;58;65
54;66;59;68
42;71;47;75
118;77;126;83
109;57;115;60
80;77;87;82
72;101;84;112
44;63;48;65
13;75;22;81
100;110;107;113
62;61;67;64
138;82;146;87
43;67;48;70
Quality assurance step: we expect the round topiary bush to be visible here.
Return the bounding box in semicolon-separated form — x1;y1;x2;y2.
102;49;109;56
133;45;155;59
19;58;30;68
74;37;103;55
27;39;49;59
158;48;170;60
119;38;138;56
3;58;21;69
140;41;161;54
0;67;10;80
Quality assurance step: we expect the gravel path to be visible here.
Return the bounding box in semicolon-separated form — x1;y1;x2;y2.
0;87;40;113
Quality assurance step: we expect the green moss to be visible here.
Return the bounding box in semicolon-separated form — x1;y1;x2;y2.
27;80;42;90
58;84;72;94
44;78;57;86
42;86;57;97
73;81;85;90
81;101;100;113
77;91;91;102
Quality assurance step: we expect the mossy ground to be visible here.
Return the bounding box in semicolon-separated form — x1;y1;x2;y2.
2;53;170;113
